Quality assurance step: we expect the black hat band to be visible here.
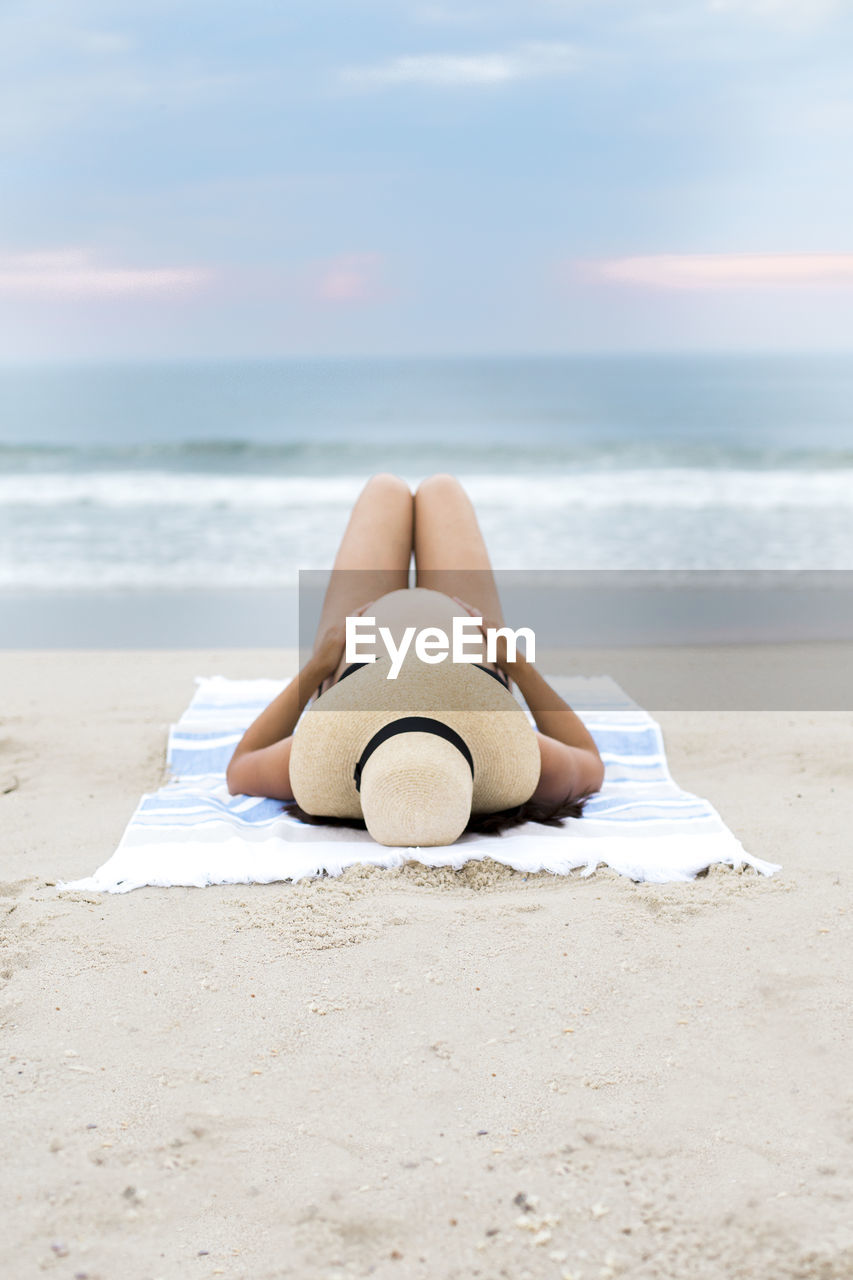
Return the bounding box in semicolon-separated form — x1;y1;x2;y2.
353;717;474;792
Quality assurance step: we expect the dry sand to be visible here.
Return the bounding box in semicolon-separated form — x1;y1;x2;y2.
1;649;851;1280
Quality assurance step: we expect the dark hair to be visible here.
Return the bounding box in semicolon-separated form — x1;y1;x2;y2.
282;791;588;837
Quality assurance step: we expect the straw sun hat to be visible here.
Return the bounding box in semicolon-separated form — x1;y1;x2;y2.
288;652;541;848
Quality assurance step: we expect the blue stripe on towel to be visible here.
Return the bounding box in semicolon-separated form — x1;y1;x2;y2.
589;727;663;757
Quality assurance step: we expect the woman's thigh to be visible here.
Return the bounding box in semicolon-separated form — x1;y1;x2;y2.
314;474;413;639
413;474;505;627
310;474;413;695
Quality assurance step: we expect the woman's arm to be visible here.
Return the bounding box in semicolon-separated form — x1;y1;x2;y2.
225;628;344;800
502;652;605;807
452;597;605;807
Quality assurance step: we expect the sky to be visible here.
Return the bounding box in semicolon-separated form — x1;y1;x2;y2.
1;0;853;360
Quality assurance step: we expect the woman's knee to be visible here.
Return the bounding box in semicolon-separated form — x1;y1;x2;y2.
362;472;411;499
414;473;465;504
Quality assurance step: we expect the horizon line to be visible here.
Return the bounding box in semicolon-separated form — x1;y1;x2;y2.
2;347;853;370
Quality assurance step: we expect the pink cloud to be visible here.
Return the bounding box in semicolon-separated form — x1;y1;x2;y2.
571;253;853;290
0;248;213;299
310;253;388;304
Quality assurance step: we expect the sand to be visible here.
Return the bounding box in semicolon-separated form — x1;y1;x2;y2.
1;649;851;1280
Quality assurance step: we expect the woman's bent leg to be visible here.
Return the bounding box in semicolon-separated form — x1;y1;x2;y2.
413;474;506;626
312;474;413;684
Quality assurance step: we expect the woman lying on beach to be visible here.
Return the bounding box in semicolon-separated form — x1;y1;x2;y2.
226;473;604;847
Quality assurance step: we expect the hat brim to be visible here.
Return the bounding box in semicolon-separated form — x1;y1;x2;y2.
289;655;541;820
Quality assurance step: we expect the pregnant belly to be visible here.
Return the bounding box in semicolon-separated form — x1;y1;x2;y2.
329;587;493;685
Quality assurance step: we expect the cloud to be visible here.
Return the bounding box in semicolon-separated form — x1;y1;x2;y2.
0;65;247;146
0;248;213;298
68;29;135;55
0;4;244;146
708;0;842;20
306;253;389;304
573;253;853;289
339;40;579;88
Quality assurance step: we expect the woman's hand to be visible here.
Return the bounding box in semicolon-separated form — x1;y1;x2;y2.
451;595;515;673
451;595;603;798
312;599;377;679
451;595;481;620
313;622;347;679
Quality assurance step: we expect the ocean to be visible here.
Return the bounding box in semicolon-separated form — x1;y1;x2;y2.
2;354;852;646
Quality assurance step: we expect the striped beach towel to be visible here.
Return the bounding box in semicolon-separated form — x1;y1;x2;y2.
61;674;780;893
